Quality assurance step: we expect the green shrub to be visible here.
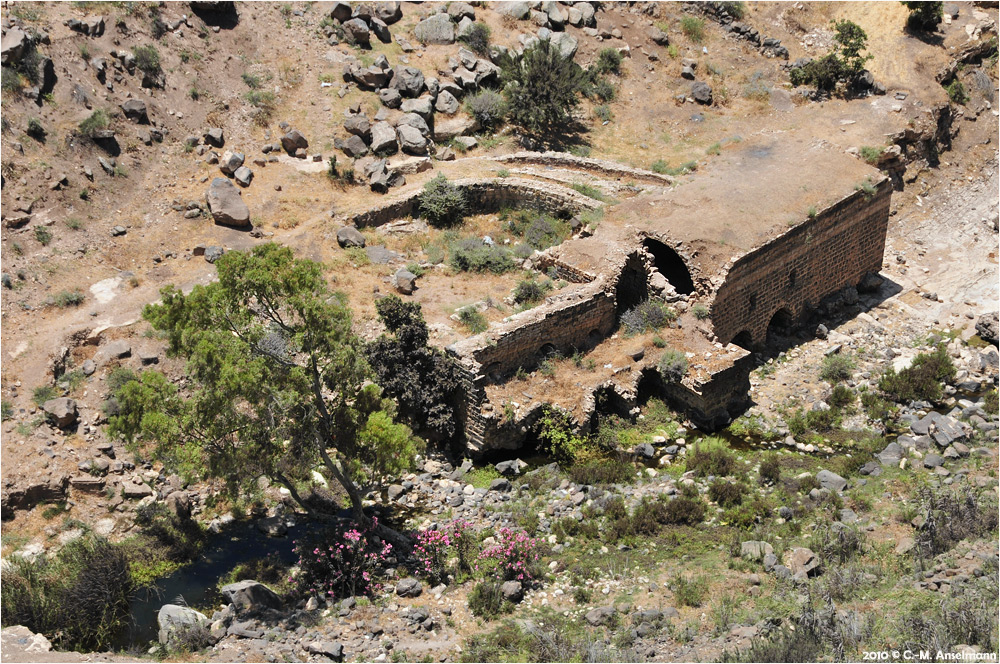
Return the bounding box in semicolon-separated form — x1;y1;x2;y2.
983;389;998;415
789;53;845;91
505;210;569;250
32;385;58;406
758;455;781;485
594;48;623;75
570;182;605;200
0;535;134;650
420;174;468;228
457;306;488;333
828;384;855;410
537;409;589;465
686;437;737;477
107;367;139;394
593;104;613;123
650;159;697;176
78;109;110;137
820;353;855;383
692;304;710;320
468;579;512;619
718;2;746;19
945;79;968;104
465;88;507;132
448;238;515;274
621;299;672;335
1;66;23;94
658;348;688;383
52;290;85;308
567;456;634;486
132;44;161;77
680;16;705;43
588;76;616;102
459;22;492;56
26;117;45;140
34;226;52;246
878;344;955;402
244;89;276;125
859;145;884;164
708;479;747;508
671;574;708;607
855;178;877;198
499;38;586;135
902;1;943;31
1;399;13;421
658;496;707;525
512;278;552;305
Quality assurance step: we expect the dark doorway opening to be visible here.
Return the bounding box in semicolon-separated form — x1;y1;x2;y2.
765;308;796;351
616;253;649;318
731;331;754;351
643;239;694;295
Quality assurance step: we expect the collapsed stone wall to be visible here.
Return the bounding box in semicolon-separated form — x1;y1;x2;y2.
348;177;601;228
711;179;892;347
491;151;675;185
450;279;617;380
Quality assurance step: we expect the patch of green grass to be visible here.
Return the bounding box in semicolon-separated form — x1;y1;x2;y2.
52;290;85;308
78;109;110;137
457;306;488;334
859;145;884;164
671;573;709;606
34;226;52;246
706;142;721;156
692;304;710;320
32;385;59;407
854;178;877;198
680;16;706;43
820;352;855;383
465;466;501;489
570;182;606;201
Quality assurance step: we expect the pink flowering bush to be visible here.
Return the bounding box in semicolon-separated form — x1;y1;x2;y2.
412;519;478;584
475;527;541;584
292;518;392;599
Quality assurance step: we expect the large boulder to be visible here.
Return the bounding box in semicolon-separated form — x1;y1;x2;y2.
395;577;423;597
786;547;821;577
206;177;251;226
550;32;578;59
42;398;79;428
342;17;371;46
390;66;425;98
434;90;460;115
976;312;998;345
394;268;417;294
497;2;531;20
397;112;430;136
401;96;433;120
1;27;31;66
816;469;847;492
414;13;455;45
220;580;283;613
120;99;149;124
370;121;398;155
344;113;372;139
341;134;369;158
740;540;774;562
158;604;209;647
337;226;366;248
691;81;713;105
397;124;427;154
219;150;245;176
280;129;308;155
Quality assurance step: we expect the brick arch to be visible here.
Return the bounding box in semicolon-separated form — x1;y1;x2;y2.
731;330;754;351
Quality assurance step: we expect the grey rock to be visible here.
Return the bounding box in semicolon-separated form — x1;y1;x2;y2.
307;641;344;661
489;478;512;493
391;66;425;98
691;81;713;105
448;2;476;20
379;88;403;108
414;13;455;45
923;453;945;468
370;121;398;155
585;606;616;626
634;443;655;459
120;99;148;123
42;398;79;428
158;604;208;647
166;490;191;519
397;124;428;154
365;246;400;264
204;246;225;263
221;580;283;612
395;268;417;295
330;1;352;22
435;90;460;115
816;469;847;492
233;166;253;187
342;18;371;46
203;127;224;147
98;339;132;363
550;32;578;59
219;151;245;176
786;547;820;577
281;130;308;155
206;177;250;226
497;2;531;20
500;580;523;602
401;96;434;120
395;577;423;597
878;442;903;466
740;541;774;561
342;134;369;158
344;113;371;139
1;27;31;66
257;516;287;537
371;17;391;44
337;226;366;248
82;359;96;376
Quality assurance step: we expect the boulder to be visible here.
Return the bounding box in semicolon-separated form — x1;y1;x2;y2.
42;397;78;428
1;626;53;656
204;127;225;147
550;32;578;59
379;88;403;108
432;115;477;141
877;442;904;466
394;268;417;294
786;547;821;577
97;339;132;363
816;469;847;492
397;112;430;136
281;129;308;155
330;2;352;22
166;490;191;519
257;516;287;537
634;442;655;459
397;124;428;154
342;134;369;158
233;166;253;187
307;641;344;662
206;178;251;226
448;1;476;20
497;2;531;20
158;604;209;647
220;580;283;613
337;226;366;248
120;99;149;123
976;312;998;345
401;96;434;120
1;27;31;66
376;1;402;24
435;90;460;114
500;580;523;603
489;478;512;493
342;18;371;46
585;606;616;626
395;577;423;597
219;151;245;176
649;27;670;46
344;114;371;139
391;66;425;98
414;13;455;45
370;120;398;154
740;540;774;562
204;246;225;263
691;81;713;105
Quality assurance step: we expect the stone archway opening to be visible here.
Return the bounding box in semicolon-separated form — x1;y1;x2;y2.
616;253;649;318
765;308;795;351
731;330;754;351
643;239;694;295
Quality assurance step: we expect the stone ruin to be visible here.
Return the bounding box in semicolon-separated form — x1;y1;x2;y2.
344;146;892;455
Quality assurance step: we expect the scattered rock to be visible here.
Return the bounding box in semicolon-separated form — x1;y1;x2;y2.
41;397;79;428
206;177;251;226
220;580;283;613
337;226;366;248
395;577;423;598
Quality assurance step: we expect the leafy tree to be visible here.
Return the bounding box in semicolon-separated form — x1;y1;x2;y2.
419;174;468;227
831;19;873;75
366;296;464;442
499;38;586;135
108;244;417;536
901;1;943;31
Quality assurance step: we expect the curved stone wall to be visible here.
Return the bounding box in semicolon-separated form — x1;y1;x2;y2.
492;151;675;185
348;177;602;228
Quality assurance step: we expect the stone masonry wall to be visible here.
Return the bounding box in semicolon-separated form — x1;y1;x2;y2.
450;279;617;379
349;177;601;228
491;151;675;185
711;179;892;346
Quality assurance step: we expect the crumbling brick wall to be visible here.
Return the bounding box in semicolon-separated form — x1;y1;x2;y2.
711;179;892;346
